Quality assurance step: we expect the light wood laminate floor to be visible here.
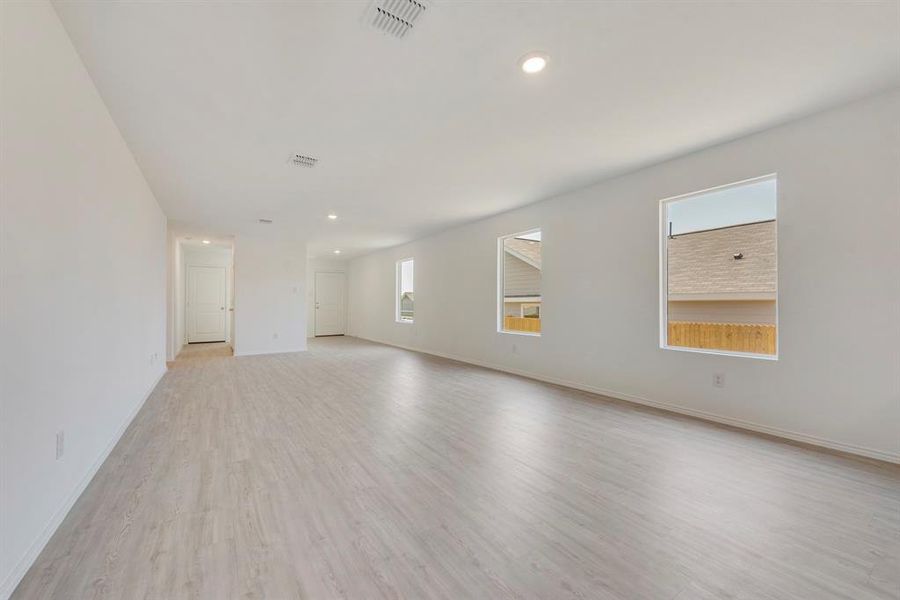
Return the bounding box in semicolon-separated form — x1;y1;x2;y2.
13;337;900;599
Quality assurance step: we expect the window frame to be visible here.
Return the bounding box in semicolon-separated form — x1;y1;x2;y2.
497;228;542;337
520;303;541;318
395;257;414;324
658;174;779;360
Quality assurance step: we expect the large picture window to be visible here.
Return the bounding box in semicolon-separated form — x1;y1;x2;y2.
499;229;542;335
396;258;414;322
661;175;777;357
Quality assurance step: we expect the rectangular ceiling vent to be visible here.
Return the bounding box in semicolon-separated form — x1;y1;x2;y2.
289;154;318;168
366;0;428;40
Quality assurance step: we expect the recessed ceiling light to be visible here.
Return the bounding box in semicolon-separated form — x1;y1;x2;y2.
327;213;338;220
202;240;211;245
520;52;548;74
333;249;341;255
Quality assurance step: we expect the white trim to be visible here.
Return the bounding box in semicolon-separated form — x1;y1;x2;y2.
350;335;900;465
659;172;777;205
661;344;778;361
668;292;776;301
498;330;540;338
233;347;307;357
659;173;779;360
0;368;167;600
498;228;541;336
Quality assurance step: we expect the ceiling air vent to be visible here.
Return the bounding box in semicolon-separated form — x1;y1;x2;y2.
289;154;318;168
366;0;428;39
258;218;273;224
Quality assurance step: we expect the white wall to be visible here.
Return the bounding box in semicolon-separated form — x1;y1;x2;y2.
306;258;348;337
233;236;307;356
348;90;900;463
0;2;168;596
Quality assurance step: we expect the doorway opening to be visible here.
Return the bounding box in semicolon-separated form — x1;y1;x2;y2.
175;238;234;357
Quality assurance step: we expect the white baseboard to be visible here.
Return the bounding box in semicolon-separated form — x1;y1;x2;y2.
0;367;168;600
233;346;308;357
353;335;900;465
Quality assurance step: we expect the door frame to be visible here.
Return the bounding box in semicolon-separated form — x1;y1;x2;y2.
314;270;347;337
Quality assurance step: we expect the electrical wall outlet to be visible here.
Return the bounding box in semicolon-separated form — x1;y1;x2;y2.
713;373;725;388
511;343;518;355
55;430;64;459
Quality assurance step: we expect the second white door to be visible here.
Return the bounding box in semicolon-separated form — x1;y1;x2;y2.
187;265;227;343
315;272;345;336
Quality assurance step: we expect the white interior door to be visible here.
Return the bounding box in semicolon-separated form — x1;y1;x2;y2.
187;265;227;343
315;272;345;336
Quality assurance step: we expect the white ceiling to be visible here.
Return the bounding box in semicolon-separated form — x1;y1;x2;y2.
53;1;900;259
180;238;233;252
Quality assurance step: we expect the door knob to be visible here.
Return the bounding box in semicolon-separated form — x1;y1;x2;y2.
220;307;224;310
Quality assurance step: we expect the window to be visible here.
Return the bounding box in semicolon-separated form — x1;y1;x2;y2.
499;229;541;335
520;303;540;318
396;258;414;322
660;175;777;358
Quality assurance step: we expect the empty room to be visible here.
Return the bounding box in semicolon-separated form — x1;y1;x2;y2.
2;1;899;599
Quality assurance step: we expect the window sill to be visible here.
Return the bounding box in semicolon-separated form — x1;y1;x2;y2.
498;329;541;337
395;319;414;325
661;344;778;361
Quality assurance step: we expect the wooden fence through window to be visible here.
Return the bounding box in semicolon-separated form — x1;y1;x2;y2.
668;321;776;355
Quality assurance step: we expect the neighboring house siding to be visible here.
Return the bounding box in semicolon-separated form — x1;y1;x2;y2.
400;293;413;317
668;300;776;325
668;220;776;298
504;302;523;317
504;238;542;267
504;301;539;317
504;253;541;297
